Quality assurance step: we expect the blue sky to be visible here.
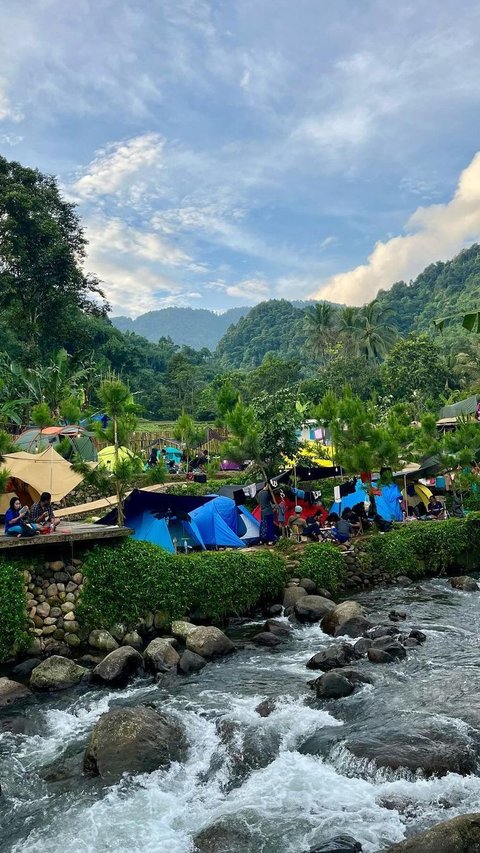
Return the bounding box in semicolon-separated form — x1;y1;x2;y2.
2;0;480;316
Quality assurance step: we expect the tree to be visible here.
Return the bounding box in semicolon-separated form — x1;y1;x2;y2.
97;377;139;526
356;301;397;362
380;334;448;406
173;412;205;471
304;303;338;365
0;156;108;358
336;306;362;355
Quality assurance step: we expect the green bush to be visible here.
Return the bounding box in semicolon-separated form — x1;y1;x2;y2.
78;539;287;629
361;514;480;578
296;542;347;592
0;560;27;662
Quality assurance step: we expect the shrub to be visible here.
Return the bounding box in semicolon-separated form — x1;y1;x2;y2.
78;539;287;629
296;542;347;592
361;514;480;578
0;560;27;662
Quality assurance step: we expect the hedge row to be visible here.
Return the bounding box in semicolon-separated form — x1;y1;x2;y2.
296;542;347;591
359;514;480;578
0;560;28;662
78;539;288;630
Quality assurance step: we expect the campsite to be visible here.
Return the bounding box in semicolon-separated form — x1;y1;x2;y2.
5;4;480;850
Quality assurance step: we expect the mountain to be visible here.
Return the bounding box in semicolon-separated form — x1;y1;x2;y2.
215;299;308;368
375;243;480;333
111;306;250;350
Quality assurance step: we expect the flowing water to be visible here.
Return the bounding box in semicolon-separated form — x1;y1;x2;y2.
3;578;480;852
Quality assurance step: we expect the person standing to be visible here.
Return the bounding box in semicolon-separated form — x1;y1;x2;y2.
257;483;276;545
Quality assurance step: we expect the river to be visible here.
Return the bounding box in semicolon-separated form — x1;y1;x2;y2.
3;577;480;852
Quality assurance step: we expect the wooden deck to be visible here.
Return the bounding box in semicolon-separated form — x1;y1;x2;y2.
0;522;132;551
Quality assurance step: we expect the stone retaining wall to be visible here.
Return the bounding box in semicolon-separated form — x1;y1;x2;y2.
23;558;85;657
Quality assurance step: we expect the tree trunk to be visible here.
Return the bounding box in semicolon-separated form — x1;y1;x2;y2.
113;416;124;526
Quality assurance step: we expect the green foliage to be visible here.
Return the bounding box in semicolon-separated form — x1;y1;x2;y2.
361;515;480;577
31;401;52;429
216;299;307;369
380;334;448;406
0;561;27;662
78;539;288;628
296;542;347;592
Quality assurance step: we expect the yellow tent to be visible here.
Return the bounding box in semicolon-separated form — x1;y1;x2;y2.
97;445;138;469
1;445;90;509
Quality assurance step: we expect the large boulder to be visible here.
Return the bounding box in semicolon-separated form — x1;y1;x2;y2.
186;627;234;658
321;601;366;635
144;638;180;672
93;646;144;686
334;617;373;639
449;576;479;592
194;819;258;852
306;642;358;671
30;656;88;691
314;671;354;699
0;677;31;708
178;649;207;675
171;620;197;641
283;586;307;609
386;813;480;852
264;619;293;638
370;637;407;660
252;632;282;647
83;706;187;783
88;629;119;652
294;595;335;623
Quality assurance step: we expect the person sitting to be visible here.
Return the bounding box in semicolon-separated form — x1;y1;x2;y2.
4;497;39;537
331;514;353;544
374;514;393;533
30;492;58;530
288;506;307;541
341;508;362;536
304;510;326;541
427;495;444;519
147;446;159;467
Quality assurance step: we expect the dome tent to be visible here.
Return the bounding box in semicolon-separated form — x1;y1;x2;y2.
14;425;97;462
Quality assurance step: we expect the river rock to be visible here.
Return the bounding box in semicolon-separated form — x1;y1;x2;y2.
93;646;144;686
306;642;358;671
186;627;234;658
299;577;317;593
83;706;187;783
354;638;373;656
10;659;41;680
283;586;307;609
368;648;393;663
314;671;354;699
30;656;88;690
347;724;477;777
178;649;207;675
110;623;127;642
144;638;180;672
171;620;197;641
88;629;119;652
122;630;144;651
334;616;373;639
321;601;366;635
386;812;480;852
370;637;407;659
449;576;479;592
267;604;283;617
193;819;258;852
294;595;335;623
252;632;282;647
264;619;293;637
310;837;362;852
255;698;276;717
409;629;426;643
0;677;32;708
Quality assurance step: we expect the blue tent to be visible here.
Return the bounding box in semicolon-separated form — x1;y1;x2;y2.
97;489;260;550
330;479;402;522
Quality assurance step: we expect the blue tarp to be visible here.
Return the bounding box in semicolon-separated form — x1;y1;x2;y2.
330;480;402;522
190;499;245;548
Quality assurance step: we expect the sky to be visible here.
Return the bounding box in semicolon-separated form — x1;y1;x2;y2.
2;1;480;317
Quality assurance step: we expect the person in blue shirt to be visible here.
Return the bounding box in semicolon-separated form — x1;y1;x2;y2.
4;497;39;537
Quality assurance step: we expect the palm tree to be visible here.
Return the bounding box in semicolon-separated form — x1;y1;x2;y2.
304;303;338;365
356;301;397;362
98;377;137;526
336;306;362;355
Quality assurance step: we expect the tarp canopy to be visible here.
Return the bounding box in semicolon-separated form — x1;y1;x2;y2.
438;395;478;420
2;446;87;503
330;479;403;522
393;457;442;482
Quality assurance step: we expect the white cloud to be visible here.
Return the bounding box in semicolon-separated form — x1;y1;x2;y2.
88;217;191;267
225;277;269;301
0;80;23;122
73;134;164;199
312;151;480;305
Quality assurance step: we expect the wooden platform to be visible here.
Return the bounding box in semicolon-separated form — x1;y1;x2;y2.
0;523;132;551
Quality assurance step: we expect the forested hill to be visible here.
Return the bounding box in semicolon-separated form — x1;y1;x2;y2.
215;300;308;367
375;243;480;332
111;306;250;349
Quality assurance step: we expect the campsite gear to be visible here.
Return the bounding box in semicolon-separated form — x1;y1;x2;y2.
14;425;97;462
97;490;260;551
1;446;89;513
97;445;138;469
